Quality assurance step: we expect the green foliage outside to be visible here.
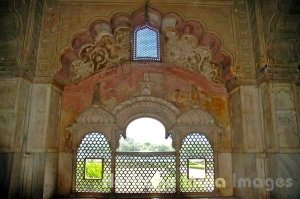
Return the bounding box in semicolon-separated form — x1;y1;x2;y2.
188;159;205;169
118;138;174;152
85;159;103;179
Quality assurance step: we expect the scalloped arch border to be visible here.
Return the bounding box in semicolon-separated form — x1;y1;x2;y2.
56;6;234;83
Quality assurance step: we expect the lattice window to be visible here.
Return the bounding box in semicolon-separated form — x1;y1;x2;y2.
180;133;214;192
76;132;111;192
132;24;160;61
115;152;176;193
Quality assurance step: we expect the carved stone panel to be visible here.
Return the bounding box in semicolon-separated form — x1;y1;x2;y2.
276;114;299;148
36;0;60;76
273;86;295;110
163;32;222;83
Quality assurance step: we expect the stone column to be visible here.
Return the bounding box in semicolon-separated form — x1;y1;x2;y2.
8;78;62;199
228;81;266;199
0;77;31;198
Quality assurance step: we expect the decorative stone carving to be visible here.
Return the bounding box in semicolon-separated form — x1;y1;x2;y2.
36;0;60;76
76;106;115;125
112;96;180;130
61;29;131;82
163;32;222;83
225;76;240;93
57;8;233;84
139;73;153;96
177;106;215;125
277;114;299;148
232;0;256;79
273;86;295;110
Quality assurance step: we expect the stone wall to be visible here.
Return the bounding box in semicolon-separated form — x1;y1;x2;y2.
0;0;299;198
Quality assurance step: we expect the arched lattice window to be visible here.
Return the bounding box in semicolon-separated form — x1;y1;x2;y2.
76;132;111;192
180;133;214;192
132;24;161;61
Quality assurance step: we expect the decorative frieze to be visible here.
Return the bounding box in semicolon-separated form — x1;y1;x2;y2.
234;0;256;78
36;0;60;76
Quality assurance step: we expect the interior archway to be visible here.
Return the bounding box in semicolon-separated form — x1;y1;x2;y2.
118;117;174;152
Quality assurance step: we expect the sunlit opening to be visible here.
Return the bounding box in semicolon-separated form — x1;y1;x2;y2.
118;117;174;152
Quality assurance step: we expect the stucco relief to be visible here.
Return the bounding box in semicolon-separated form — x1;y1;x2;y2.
112;96;180;130
276;114;299;148
177;106;215;125
57;8;233;84
69;30;131;82
163;32;221;83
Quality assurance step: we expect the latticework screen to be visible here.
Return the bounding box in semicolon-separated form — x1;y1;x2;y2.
180;133;214;192
115;152;176;193
132;24;160;61
76;132;111;192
